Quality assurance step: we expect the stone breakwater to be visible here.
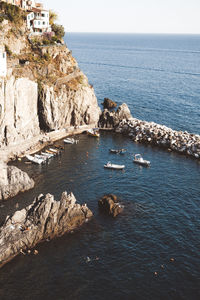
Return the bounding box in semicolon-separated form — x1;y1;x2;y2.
0;191;93;267
116;118;200;158
99;104;200;159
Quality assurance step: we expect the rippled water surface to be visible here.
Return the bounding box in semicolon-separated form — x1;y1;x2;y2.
0;34;200;300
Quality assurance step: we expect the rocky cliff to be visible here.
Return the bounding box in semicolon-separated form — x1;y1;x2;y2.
0;19;101;150
0;191;93;267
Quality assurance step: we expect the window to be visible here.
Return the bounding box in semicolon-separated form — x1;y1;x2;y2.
38;21;40;25
43;21;45;25
3;53;5;59
42;13;45;17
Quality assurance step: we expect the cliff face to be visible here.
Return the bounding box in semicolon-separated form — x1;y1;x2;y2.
0;20;101;148
0;76;40;146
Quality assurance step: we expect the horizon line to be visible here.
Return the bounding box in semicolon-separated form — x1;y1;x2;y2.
65;31;200;35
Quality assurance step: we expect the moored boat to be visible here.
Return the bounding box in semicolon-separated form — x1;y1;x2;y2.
133;154;150;166
26;155;45;165
109;148;126;154
64;138;79;144
41;152;54;158
87;128;100;137
104;161;125;170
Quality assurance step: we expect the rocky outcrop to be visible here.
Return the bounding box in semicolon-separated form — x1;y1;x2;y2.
99;103;132;129
102;98;117;109
98;194;124;217
0;191;93;267
0;162;34;201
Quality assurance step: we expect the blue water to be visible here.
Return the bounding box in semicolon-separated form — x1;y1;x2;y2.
66;33;200;134
0;34;200;300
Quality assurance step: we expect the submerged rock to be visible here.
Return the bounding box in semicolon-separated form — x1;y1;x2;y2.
98;194;124;217
0;162;34;201
102;98;117;109
0;192;93;267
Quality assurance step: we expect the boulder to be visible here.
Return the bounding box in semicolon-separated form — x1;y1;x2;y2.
0;191;93;268
98;194;124;217
102;98;117;109
0;162;34;201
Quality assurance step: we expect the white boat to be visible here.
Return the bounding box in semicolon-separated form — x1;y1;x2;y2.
64;138;79;144
26;155;44;165
133;154;150;166
104;161;125;170
49;148;60;154
87;128;100;137
35;154;48;161
41;152;54;158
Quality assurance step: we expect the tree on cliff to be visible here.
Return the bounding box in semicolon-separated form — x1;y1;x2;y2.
49;10;58;25
51;23;65;39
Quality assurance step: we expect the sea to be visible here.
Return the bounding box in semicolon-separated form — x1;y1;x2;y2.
0;34;200;300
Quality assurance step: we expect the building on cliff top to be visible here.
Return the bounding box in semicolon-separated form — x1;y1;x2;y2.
27;8;51;34
1;0;51;35
0;51;7;77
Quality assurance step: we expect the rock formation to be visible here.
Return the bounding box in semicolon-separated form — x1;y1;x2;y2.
99;103;132;129
0;162;34;201
102;98;117;109
0;191;93;267
98;194;124;217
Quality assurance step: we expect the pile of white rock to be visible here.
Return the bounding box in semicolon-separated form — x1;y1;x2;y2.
116;118;200;159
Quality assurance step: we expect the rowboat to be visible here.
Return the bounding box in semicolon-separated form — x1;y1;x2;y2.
109;149;126;154
35;154;48;161
87;128;100;137
133;154;150;166
49;148;60;153
64;138;79;144
26;155;45;165
104;162;125;170
41;152;54;158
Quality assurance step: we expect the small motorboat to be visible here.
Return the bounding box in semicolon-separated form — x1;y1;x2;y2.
64;138;79;144
104;161;125;170
87;128;100;137
26;155;45;165
133;154;150;166
109;149;126;154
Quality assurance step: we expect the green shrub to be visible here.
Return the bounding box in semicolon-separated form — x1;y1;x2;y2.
0;2;23;24
0;15;4;23
51;23;65;39
5;44;12;56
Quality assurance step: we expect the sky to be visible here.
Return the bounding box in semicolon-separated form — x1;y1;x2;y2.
42;0;200;34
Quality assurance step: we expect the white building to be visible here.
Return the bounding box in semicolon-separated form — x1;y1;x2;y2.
0;52;7;77
27;8;51;34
